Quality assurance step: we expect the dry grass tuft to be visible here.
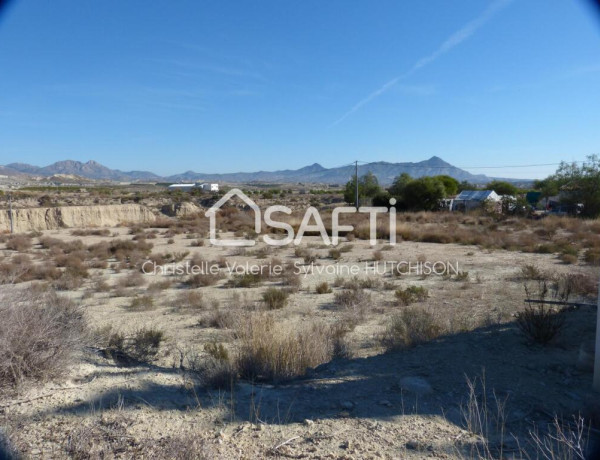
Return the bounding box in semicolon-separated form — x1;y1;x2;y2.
0;287;87;391
236;314;337;382
315;281;332;294
381;307;442;349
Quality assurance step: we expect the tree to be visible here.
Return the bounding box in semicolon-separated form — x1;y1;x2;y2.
402;177;446;211
388;173;412;198
486;180;518;196
553;155;600;217
344;172;382;205
435;175;459;196
533;177;560;209
457;180;477;192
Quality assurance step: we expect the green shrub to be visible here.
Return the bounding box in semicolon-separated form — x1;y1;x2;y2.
227;273;263;288
262;288;289;310
382;307;441;349
395;286;428;306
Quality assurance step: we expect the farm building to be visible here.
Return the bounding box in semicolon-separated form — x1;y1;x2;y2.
451;190;500;212
167;182;219;192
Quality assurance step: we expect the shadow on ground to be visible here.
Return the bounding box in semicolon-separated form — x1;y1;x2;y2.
35;307;599;452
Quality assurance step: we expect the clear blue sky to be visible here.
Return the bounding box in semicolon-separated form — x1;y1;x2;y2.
0;0;599;179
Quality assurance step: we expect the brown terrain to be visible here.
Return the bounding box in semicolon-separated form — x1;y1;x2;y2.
0;187;599;459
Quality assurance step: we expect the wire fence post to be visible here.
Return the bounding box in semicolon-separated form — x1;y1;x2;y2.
594;271;600;391
8;192;13;234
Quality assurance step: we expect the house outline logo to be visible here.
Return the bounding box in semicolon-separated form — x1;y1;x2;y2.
205;188;261;246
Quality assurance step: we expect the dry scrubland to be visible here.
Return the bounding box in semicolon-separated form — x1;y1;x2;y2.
0;201;600;459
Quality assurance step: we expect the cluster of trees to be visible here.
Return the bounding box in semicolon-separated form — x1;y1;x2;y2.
343;155;600;217
344;172;461;211
533;154;600;218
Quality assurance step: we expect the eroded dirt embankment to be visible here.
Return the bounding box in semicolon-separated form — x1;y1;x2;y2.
0;204;156;232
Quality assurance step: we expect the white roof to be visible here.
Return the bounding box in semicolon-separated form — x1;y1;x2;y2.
455;190;500;201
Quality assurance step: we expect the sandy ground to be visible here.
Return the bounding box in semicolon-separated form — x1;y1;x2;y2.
1;227;599;458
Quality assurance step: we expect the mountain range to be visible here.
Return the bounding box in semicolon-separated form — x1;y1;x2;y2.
2;157;515;185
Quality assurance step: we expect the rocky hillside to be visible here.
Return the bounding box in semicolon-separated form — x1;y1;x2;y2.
0;204;156;232
2;157;505;185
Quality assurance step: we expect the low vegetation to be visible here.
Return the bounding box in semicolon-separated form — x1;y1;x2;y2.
381;307;442;349
0;288;86;391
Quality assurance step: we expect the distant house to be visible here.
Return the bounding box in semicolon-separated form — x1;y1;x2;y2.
451;190;500;212
167;182;219;192
167;183;197;191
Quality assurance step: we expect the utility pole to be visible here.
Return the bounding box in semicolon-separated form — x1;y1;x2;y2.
354;161;359;211
8;192;13;234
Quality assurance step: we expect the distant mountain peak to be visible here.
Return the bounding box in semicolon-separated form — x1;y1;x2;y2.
1;156;523;185
424;155;450;166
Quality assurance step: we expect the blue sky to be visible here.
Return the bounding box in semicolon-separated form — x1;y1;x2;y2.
0;0;599;179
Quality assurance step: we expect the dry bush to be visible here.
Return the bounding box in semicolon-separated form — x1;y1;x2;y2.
185;271;224;287
280;267;302;292
0;288;87;390
148;279;173;292
557;273;597;298
262;287;290;310
197;306;238;329
329;248;342;260
372;250;384;261
454;271;470;282
39;236;63;250
381;307;442;349
519;264;547;281
584;248;600;265
174;290;205;311
333;276;345;287
315;281;332;294
339;244;353;253
130;327;164;362
71;228;110;236
127;295;155;311
333;288;371;323
343;276;380;290
188;342;237;389
395;285;429;306
53;268;87;291
5;234;32;252
236;314;336;382
560;253;578;264
118;271;146;288
303;251;317;264
94;324;163;364
0;255;33;284
93;278;111;293
516;303;565;345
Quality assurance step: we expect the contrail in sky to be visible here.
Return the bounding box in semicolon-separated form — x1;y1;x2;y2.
331;0;514;126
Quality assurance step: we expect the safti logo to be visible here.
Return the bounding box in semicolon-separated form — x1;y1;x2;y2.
205;188;397;247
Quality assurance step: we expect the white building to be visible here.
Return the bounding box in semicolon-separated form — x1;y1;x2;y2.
451;190;500;212
167;182;219;192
